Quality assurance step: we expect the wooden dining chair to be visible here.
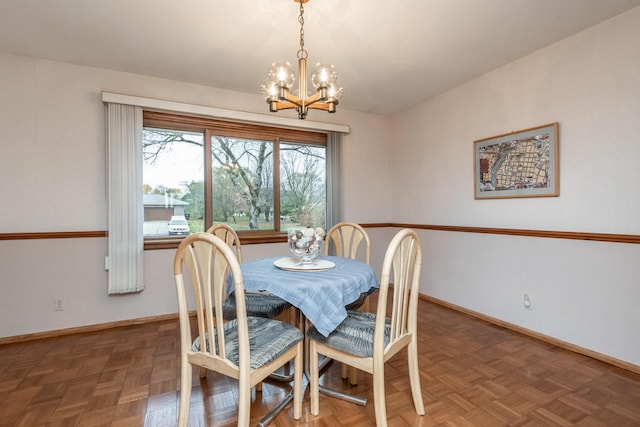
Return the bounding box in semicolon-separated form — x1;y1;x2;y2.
323;221;373;383
207;224;291;322
173;233;303;427
206;224;294;385
308;228;425;426
324;221;370;262
324;221;372;311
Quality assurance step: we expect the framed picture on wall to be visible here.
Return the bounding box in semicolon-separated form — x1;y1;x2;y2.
474;123;559;199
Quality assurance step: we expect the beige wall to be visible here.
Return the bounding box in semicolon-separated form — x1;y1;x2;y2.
1;7;639;368
0;52;392;338
390;7;640;366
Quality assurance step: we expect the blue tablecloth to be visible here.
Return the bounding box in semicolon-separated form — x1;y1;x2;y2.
236;256;378;337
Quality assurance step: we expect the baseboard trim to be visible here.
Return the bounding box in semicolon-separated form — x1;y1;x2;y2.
420;294;640;376
0;313;180;345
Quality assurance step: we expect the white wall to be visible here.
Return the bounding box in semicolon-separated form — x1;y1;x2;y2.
0;53;392;338
390;8;640;366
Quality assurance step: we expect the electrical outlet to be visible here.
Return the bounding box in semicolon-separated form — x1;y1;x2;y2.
54;297;63;311
523;294;532;309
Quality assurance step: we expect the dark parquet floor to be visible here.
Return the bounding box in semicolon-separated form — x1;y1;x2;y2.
1;297;639;426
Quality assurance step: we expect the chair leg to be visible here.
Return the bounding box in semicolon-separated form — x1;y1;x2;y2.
237;375;251;427
340;363;358;385
372;361;388;427
293;341;303;420
309;340;320;416
199;366;207;379
178;360;193;427
408;337;425;415
348;366;358;385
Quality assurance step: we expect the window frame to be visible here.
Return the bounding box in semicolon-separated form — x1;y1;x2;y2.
142;111;327;249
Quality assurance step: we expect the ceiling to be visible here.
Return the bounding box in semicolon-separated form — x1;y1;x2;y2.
1;0;639;116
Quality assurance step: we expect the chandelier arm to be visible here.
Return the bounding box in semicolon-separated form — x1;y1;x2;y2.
281;91;303;107
301;91;324;107
268;98;334;113
307;102;331;112
273;100;299;110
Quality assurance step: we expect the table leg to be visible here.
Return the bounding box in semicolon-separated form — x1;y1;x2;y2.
258;308;368;426
319;384;367;406
258;391;294;427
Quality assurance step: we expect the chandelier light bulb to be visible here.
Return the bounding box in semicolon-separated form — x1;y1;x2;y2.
267;60;295;89
311;63;337;90
261;79;278;98
328;80;344;101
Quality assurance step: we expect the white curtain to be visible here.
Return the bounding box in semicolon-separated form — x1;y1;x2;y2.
326;131;342;229
106;103;144;294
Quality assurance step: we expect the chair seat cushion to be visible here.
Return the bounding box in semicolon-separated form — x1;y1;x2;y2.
307;311;391;358
223;292;291;319
192;317;303;369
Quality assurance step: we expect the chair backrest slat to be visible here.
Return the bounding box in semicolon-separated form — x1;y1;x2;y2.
207;223;243;263
324;222;371;264
206;224;243;299
181;244;210;353
375;229;422;353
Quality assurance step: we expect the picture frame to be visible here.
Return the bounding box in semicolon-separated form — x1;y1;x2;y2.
474;123;559;199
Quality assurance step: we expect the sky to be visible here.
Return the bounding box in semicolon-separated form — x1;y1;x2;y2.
143;141;204;192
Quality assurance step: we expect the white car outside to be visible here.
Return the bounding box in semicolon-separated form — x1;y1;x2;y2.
168;216;189;235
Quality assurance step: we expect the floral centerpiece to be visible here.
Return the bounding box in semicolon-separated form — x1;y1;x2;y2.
288;227;326;266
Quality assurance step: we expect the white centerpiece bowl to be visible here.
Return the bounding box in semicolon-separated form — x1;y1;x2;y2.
288;227;325;266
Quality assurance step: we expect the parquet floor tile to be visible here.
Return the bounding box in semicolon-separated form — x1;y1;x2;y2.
1;298;639;426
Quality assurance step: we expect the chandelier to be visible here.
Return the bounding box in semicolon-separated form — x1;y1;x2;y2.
262;0;343;120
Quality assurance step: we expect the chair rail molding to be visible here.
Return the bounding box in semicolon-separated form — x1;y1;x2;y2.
1;225;639;245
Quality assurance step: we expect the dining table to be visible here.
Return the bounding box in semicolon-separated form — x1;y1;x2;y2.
234;254;379;426
237;255;378;336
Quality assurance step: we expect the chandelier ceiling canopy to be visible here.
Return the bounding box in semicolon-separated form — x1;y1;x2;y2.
261;0;343;120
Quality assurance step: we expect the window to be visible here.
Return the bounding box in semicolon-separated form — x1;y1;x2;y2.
142;111;328;245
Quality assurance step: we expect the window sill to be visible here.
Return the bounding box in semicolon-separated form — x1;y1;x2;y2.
144;232;288;250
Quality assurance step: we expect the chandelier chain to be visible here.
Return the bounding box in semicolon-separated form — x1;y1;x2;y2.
297;1;307;60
